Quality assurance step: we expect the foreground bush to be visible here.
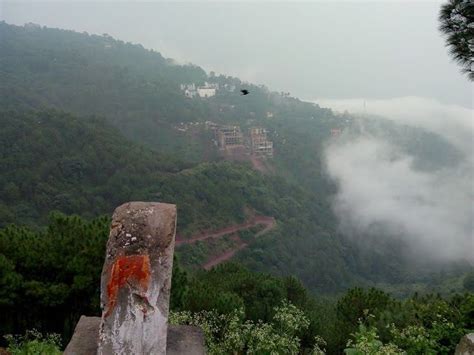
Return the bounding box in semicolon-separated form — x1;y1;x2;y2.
4;329;61;355
170;301;312;354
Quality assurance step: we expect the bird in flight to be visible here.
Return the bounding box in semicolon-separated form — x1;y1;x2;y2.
240;89;249;95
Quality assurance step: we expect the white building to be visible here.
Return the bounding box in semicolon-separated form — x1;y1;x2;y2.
181;82;217;98
204;82;219;90
181;83;196;91
197;87;216;98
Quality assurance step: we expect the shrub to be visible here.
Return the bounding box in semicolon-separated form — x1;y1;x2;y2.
4;329;62;355
170;300;312;354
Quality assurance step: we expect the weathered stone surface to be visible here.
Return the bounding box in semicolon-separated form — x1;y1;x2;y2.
64;316;101;355
456;334;474;355
64;316;206;355
97;202;177;355
167;325;206;355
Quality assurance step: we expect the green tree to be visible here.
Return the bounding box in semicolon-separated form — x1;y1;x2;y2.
170;255;189;311
463;271;474;292
335;288;397;348
439;0;474;80
344;321;404;355
170;301;310;355
0;213;109;340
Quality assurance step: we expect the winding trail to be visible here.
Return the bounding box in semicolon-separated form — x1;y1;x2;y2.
175;216;275;246
203;241;248;270
175;216;276;269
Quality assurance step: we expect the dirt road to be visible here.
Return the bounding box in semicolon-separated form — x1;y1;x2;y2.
175;215;276;270
175;216;275;246
202;241;248;270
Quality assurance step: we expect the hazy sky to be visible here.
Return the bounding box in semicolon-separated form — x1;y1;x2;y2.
1;1;472;108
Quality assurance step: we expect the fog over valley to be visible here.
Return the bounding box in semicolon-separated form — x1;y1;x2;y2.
321;96;473;262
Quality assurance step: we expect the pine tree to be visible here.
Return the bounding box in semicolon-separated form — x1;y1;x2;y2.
439;0;474;80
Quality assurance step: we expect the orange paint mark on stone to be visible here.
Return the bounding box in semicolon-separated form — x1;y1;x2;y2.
105;254;151;317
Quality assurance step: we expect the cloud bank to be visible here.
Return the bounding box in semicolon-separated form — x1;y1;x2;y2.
321;97;473;262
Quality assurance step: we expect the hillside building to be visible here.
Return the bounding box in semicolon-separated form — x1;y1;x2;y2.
249;127;273;157
180;82;218;98
180;83;198;98
197;87;216;98
216;126;243;149
204;82;219;90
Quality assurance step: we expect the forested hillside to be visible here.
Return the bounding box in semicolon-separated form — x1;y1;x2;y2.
0;110;188;226
0;108;361;294
0;22;333;162
0;22;471;295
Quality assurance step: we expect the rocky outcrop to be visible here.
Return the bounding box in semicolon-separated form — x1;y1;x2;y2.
456;334;474;355
64;316;101;355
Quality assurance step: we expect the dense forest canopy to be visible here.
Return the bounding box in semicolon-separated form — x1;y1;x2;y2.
1;215;473;353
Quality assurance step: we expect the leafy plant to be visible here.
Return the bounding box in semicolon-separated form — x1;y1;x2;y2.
344;321;404;355
170;300;311;354
390;324;436;354
5;329;62;355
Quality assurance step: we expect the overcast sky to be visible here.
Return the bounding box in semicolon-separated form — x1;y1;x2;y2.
1;1;472;108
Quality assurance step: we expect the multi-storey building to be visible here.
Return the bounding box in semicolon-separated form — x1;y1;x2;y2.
249;127;273;157
216;126;243;149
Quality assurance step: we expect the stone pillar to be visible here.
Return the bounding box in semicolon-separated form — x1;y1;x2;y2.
97;202;177;355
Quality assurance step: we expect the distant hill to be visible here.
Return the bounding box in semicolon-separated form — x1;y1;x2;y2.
0;21;333;162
